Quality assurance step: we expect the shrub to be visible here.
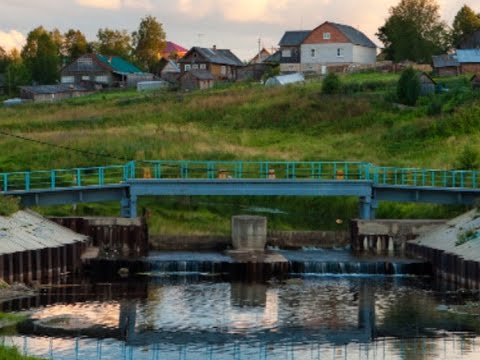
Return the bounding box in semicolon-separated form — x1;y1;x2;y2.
322;73;342;95
426;98;442;116
0;196;20;216
397;68;420;106
455;145;480;170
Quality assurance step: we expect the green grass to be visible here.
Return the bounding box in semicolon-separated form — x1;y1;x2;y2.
0;73;478;234
0;346;45;360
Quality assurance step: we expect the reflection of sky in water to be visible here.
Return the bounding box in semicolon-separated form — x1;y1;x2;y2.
4;277;480;359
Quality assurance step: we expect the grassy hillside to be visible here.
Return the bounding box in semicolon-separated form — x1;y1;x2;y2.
0;72;477;234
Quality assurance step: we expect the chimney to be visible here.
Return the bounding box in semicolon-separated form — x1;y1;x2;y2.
212;45;217;51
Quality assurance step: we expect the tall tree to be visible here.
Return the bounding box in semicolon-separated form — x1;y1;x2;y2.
21;27;60;84
5;49;31;95
63;29;88;60
452;5;480;48
132;15;166;71
96;28;133;59
0;46;8;73
377;0;449;63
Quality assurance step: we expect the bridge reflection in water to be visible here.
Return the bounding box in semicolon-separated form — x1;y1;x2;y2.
4;275;480;360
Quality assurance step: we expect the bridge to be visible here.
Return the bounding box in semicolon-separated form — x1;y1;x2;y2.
1;160;479;219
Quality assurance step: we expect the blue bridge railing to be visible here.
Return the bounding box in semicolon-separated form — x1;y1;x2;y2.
0;160;479;193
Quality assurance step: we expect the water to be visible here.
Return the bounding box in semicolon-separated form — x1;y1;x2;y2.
2;249;480;359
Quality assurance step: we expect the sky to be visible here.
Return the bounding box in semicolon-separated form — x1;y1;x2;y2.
0;0;479;61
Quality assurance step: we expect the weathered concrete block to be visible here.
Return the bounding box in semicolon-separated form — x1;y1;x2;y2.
231;216;267;251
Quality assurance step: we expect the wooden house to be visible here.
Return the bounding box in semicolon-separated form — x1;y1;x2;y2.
249;48;272;64
178;47;244;81
153;58;180;83
60;53;153;88
456;49;480;74
432;55;460;76
278;31;310;73
179;69;215;90
471;74;480;90
19;84;94;103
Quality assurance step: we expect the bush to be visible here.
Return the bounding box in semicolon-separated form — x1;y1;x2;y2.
322;73;342;95
397;68;421;106
455;145;480;170
426;98;442;116
0;196;20;216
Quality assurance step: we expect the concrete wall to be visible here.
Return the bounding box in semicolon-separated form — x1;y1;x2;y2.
351;219;446;252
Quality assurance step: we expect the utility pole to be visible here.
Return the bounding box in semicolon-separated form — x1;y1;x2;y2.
258;36;261;63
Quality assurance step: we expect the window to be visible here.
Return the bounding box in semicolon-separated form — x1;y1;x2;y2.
221;65;227;75
337;48;344;57
192;64;199;69
95;75;108;83
61;76;74;84
323;32;331;40
311;49;316;58
200;63;207;70
185;64;191;71
82;76;90;81
282;49;292;58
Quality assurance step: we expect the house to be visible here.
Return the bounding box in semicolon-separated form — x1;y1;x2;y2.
249;48;272;64
178;46;244;81
456;49;480;74
60;53;153;88
19;84;94;103
179;69;215;90
418;72;436;96
161;41;188;60
278;31;310;73
278;22;377;74
238;50;281;81
471;74;480;90
432;54;460;76
153;58;180;83
459;30;480;49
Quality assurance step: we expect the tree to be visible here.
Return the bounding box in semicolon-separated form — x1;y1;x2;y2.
132;15;166;71
21;27;60;84
377;0;449;63
452;5;480;48
5;50;31;95
63;29;88;60
0;46;8;73
96;28;133;59
397;67;421;106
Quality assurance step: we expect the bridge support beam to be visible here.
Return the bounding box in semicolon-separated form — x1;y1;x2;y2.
359;196;377;220
120;195;137;219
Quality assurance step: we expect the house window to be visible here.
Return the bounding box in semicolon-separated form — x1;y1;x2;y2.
311;49;316;58
282;49;292;58
337;48;344;57
192;64;199;69
185;64;191;71
200;63;207;70
221;65;227;75
95;75;108;83
323;32;331;40
82;76;90;81
61;76;74;84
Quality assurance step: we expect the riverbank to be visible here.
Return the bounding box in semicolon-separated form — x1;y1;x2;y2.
0;345;45;360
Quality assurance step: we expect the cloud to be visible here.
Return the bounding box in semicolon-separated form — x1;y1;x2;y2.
75;0;152;11
0;30;26;52
178;0;290;22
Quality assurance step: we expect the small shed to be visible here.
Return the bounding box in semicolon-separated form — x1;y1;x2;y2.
456;49;480;74
418;72;436;96
432;55;459;76
19;84;94;103
265;73;305;87
471;74;480;90
179;69;215;90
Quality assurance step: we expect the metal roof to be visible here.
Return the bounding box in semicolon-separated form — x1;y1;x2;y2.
456;49;480;63
19;84;90;95
182;47;244;67
432;54;459;68
330;23;377;48
96;54;144;74
165;41;187;54
279;31;311;46
0;210;89;255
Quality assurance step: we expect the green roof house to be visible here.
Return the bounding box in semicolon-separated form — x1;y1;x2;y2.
60;54;153;88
